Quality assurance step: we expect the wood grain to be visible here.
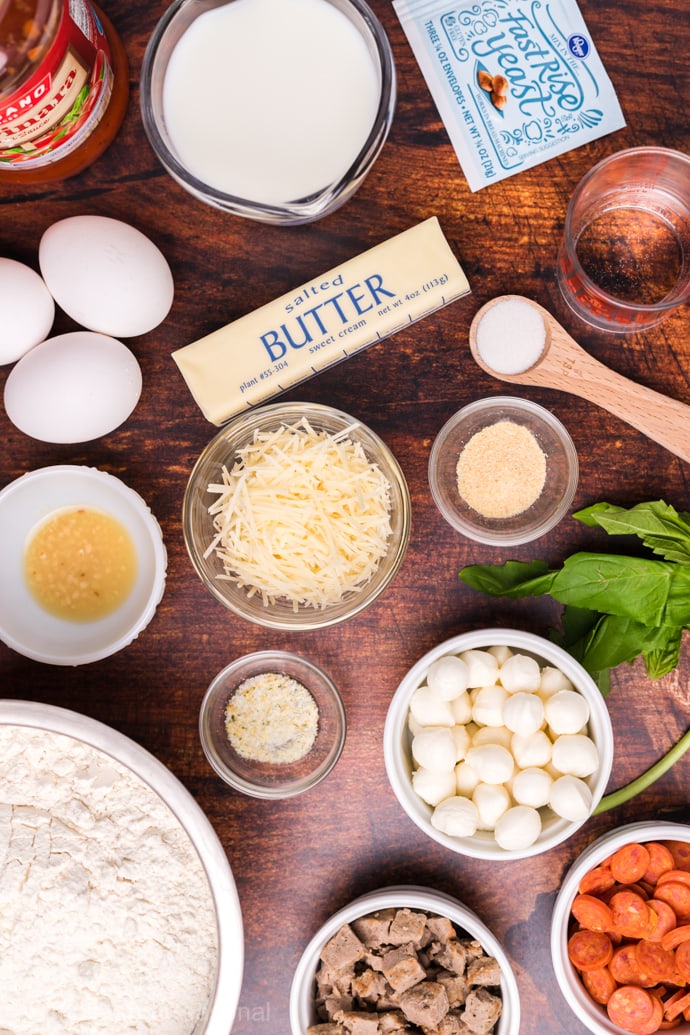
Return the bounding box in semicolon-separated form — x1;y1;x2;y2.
1;2;690;1033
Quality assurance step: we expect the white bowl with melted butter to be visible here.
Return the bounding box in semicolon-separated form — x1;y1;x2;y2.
0;465;167;665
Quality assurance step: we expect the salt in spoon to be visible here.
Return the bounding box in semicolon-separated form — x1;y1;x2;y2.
469;295;690;465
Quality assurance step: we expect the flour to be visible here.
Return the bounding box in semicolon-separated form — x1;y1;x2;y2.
0;725;219;1035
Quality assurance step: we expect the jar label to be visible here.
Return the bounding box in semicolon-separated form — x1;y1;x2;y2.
0;0;113;167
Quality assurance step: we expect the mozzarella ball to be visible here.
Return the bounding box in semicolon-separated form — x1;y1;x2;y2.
431;796;479;837
466;744;514;785
511;729;552;769
450;691;473;725
539;665;574;696
549;774;593;821
494;805;542;851
551;734;599;778
426;655;470;700
473;782;511;830
411;727;457;772
488;644;513;665
451;725;471;762
511;766;553;808
409;685;455;727
544;690;590;736
502;691;544;737
472;685;508;727
460;649;499;688
455;760;480;796
499;653;541;693
411;767;457;806
408;713;424;737
471;725;513;750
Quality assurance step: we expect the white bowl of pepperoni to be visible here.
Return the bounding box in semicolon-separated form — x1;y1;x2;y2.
551;821;690;1035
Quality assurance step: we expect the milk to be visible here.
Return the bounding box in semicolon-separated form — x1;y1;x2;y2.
162;0;382;205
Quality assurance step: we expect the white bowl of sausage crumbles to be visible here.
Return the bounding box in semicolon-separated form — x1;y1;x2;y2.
182;401;411;630
0;699;243;1035
289;885;520;1035
383;628;613;861
551;821;690;1035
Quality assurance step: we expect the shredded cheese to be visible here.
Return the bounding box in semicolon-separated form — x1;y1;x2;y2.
205;417;393;609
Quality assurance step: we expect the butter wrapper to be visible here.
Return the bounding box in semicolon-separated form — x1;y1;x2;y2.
172;217;470;425
393;0;626;191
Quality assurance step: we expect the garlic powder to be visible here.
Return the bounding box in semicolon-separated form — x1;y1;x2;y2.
456;420;546;519
0;724;219;1035
225;672;319;763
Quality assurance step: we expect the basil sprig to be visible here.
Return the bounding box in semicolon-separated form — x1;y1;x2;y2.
460;501;690;693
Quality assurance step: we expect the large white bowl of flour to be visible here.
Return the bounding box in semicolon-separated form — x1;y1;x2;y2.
0;699;243;1035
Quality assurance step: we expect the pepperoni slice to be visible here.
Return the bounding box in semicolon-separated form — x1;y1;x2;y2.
610;945;654;987
655;882;690;923
636;940;678;984
644;843;676;885
665;842;690;873
661;925;690;951
674;939;690;983
612;891;656;938
607;985;659;1034
568;930;614;970
572;893;615;932
657;871;690;890
579;865;617;896
612;843;652;885
663;988;690;1022
647;900;679;943
582;965;618;1005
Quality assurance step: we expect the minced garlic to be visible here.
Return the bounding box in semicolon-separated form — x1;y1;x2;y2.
224;672;319;763
456;420;546;519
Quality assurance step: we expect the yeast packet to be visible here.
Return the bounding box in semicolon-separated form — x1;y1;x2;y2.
393;0;626;191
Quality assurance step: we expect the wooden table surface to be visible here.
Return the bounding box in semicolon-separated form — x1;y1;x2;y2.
2;1;690;1032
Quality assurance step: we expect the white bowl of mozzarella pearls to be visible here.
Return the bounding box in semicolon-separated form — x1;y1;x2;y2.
383;628;613;860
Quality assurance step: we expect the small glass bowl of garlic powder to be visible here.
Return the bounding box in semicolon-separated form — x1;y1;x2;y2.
428;396;579;546
199;651;346;799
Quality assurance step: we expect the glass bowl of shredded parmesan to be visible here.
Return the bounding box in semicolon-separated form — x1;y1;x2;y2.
428;396;579;546
183;401;411;629
199;650;347;799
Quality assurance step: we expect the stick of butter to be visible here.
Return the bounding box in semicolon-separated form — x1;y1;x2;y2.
172;217;470;424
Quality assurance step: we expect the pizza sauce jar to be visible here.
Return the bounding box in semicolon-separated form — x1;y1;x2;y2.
0;0;129;182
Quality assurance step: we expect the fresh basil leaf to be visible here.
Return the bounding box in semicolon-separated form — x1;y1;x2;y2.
458;558;554;598
574;500;690;566
548;553;678;627
644;628;683;679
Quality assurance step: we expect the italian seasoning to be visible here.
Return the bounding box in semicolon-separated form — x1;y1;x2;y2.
456;420;546;519
224;672;319;764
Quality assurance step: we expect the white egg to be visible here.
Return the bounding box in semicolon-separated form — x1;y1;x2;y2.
4;332;142;443
499;653;541;692
544;689;590;735
411;727;457;773
411;767;457;806
472;782;511;830
511;766;553;808
460;649;499;688
502;691;544;737
551;734;599;778
0;258;55;364
426;654;469;700
549;774;593;821
39;216;174;337
431;796;479;837
466;743;514;785
494;805;542;851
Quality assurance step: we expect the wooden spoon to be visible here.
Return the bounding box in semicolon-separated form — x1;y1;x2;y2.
469;295;690;465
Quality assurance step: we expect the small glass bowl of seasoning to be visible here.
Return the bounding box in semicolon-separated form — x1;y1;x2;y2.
199;651;347;799
428;396;579;546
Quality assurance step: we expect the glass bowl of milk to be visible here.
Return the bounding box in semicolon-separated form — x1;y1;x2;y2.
141;0;396;224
